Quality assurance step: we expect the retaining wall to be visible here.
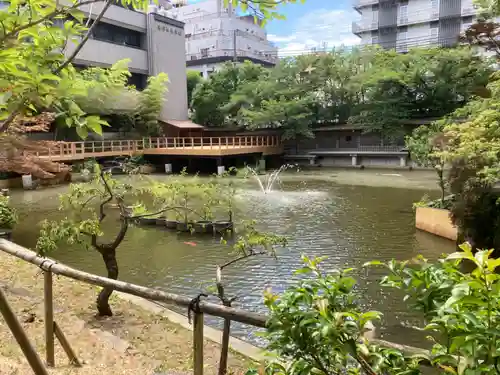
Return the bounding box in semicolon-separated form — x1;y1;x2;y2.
415;206;457;241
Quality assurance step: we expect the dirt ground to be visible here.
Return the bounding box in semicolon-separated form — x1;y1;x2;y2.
0;252;254;375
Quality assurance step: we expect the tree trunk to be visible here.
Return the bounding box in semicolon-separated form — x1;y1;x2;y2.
96;249;118;316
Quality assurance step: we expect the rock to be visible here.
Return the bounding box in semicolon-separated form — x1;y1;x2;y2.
23;313;36;323
90;329;131;353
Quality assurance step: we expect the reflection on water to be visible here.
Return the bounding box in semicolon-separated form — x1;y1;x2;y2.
9;171;455;348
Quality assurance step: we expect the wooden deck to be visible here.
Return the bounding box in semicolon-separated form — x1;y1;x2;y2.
35;136;283;161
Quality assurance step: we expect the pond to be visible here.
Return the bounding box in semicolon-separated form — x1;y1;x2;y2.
8;169;455;349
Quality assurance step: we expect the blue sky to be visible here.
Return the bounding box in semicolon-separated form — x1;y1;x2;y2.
265;0;360;56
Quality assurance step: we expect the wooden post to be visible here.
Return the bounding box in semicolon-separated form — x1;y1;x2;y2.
53;322;81;367
210;137;213;149
191;137;194;149
219;318;231;375
193;312;204;375
0;288;49;375
44;271;55;367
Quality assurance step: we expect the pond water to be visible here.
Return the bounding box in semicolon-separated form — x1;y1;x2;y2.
8;169;455;348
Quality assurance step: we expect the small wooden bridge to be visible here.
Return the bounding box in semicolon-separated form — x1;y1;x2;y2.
36;136;283;162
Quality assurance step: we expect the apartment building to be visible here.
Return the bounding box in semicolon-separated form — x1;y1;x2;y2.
352;0;477;51
165;0;278;78
2;0;189;121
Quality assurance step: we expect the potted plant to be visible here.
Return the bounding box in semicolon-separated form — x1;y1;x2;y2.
176;190;191;232
213;179;236;235
0;195;17;239
194;182;216;234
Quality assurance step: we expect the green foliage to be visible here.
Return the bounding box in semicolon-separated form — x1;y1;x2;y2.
0;195;17;229
0;0;153;136
349;47;492;139
191;48;491;140
435;72;500;251
187;70;204;109
134;73;169;136
224;0;306;24
413;194;455;210
191;62;267;127
263;255;422;375
35;170;131;256
260;244;500;374
380;244;500;374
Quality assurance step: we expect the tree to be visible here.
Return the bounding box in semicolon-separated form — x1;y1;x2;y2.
0;0;156;177
462;21;500;59
349;47;492;139
187;70;204;110
437;72;500;253
191;62;267;127
227;0;306;23
35;166;238;316
406;121;448;204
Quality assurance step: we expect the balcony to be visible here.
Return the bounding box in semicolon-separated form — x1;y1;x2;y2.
66;39;148;73
352;20;378;35
186;49;278;65
353;0;379;10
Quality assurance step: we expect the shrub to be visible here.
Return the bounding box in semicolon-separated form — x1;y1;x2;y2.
0;195;17;229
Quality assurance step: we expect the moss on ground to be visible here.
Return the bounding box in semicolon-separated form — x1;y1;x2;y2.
0;252;254;374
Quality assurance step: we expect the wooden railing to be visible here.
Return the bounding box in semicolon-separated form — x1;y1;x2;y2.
0;240;266;375
0;240;429;375
33;136;282;160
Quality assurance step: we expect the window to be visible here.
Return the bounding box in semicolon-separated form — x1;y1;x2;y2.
128;73;147;91
462;15;473;30
90;21;143;49
371;35;379;45
201;48;209;57
430;25;438;38
345;136;352;142
399;4;408;23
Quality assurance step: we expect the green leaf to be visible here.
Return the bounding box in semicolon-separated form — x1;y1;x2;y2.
76;126;88;139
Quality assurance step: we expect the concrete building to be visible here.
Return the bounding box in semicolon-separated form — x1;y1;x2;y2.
352;0;477;51
165;0;278;78
64;0;189;121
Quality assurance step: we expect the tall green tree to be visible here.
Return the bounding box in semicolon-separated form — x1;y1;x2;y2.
187;70;204;110
436;72;500;253
190;62;267;127
349;47;492;139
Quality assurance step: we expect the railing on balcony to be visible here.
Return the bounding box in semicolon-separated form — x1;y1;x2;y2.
187;49;278;64
353;0;379;8
352;20;379;34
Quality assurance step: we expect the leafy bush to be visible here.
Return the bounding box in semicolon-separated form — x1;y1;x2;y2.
260;244;500;374
0;195;17;229
413;194;455;210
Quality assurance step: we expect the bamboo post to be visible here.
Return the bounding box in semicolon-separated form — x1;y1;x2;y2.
193;312;204;375
0;288;49;375
53;322;81;367
44;271;55;367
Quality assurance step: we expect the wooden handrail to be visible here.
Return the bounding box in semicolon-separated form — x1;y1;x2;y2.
35;136;283;160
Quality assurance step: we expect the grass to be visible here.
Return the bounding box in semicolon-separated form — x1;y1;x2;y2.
0;252;255;375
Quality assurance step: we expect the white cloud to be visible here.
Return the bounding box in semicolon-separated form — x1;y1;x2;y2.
271;9;360;57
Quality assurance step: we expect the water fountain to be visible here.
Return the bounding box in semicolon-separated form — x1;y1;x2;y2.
246;164;292;194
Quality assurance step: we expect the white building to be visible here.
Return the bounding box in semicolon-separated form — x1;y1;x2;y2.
352;0;477;51
166;0;278;78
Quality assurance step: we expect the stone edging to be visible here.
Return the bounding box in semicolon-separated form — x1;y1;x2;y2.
115;292;267;363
